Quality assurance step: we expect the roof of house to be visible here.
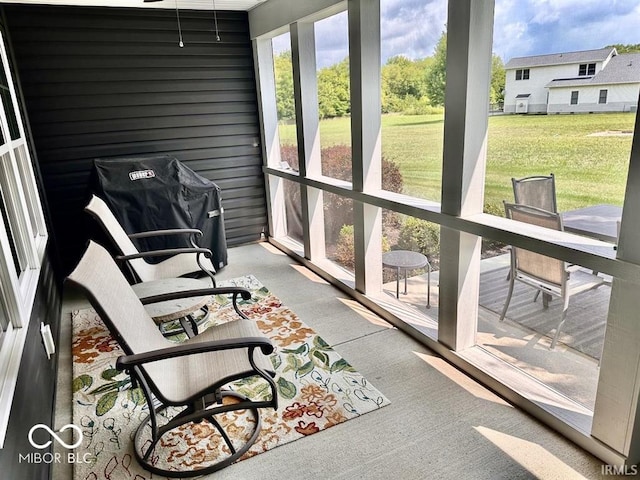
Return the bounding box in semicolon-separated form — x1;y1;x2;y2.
546;53;640;88
505;47;615;69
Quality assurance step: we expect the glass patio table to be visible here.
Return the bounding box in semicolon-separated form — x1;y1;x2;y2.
383;250;431;308
562;204;622;243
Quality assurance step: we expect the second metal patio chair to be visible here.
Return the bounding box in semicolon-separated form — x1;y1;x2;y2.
500;203;605;349
85;194;217;286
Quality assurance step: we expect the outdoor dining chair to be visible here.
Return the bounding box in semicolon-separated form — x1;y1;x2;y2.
85;194;217;286
66;241;278;477
500;202;605;349
512;173;557;212
506;174;558;281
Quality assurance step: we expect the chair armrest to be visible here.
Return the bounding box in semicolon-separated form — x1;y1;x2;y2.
116;247;212;261
139;286;251;304
115;336;274;370
128;228;203;239
566;264;583;273
139;286;252;320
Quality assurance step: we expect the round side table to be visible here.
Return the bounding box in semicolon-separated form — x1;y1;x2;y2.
382;250;431;308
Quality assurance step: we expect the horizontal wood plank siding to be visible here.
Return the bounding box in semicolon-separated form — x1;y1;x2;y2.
4;5;267;272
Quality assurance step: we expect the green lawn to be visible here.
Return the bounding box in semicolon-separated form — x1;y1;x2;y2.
278;112;635;212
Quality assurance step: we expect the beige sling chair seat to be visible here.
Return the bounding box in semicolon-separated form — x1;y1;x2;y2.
500;203;606;350
66;241;278;477
85;194;218;286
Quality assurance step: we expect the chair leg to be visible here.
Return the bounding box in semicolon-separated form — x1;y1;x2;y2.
550;296;571;349
133;391;264;478
500;273;516;322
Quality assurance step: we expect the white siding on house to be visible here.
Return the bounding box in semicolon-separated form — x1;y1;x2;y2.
505;61;604;113
548;84;640;113
505;49;640;114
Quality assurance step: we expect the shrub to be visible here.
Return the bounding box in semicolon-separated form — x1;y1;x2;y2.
280;144;299;170
482;201;507;254
396;217;440;259
278;144;404;243
334;224;355;270
483;201;504;217
333;224;391;271
321;145;404;241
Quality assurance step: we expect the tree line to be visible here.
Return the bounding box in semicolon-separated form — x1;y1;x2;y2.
274;31;506;120
274;30;640;122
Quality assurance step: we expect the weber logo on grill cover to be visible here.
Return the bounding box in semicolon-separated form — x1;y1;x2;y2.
129;170;156;181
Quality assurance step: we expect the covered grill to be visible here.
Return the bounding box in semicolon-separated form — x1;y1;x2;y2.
91;154;228;269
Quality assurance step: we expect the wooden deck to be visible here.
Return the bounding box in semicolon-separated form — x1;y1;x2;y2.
479;266;610;361
381;258;608;409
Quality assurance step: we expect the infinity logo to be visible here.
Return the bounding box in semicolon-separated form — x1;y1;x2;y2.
28;424;83;450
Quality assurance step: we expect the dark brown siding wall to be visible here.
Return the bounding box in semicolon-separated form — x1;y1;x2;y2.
4;5;267;273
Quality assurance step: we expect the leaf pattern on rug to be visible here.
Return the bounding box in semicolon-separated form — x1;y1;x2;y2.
71;274;390;479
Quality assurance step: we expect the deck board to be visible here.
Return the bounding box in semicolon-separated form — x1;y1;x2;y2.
479;266;609;360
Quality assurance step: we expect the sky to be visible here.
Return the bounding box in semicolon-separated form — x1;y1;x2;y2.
273;0;640;68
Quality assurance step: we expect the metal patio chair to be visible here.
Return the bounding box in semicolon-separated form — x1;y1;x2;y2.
66;241;278;477
512;173;558;212
500;202;605;349
85;194;217;286
506;173;558;281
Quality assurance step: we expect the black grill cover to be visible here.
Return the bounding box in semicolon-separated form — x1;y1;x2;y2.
92;155;227;269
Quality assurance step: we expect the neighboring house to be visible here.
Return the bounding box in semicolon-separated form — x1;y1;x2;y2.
504;47;640;114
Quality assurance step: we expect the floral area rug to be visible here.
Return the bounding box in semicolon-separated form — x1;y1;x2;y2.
71;275;390;479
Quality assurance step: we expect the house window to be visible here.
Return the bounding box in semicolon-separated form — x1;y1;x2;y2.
579;63;596;76
599;89;608;104
0;192;19;276
570;91;579;105
0;68;18;141
515;68;530;80
0;29;47;446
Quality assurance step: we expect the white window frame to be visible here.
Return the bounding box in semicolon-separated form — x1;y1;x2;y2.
599;89;608;104
0;29;48;447
251;0;640;467
570;90;579;105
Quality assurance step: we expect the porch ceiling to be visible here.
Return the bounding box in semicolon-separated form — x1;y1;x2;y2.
0;0;270;10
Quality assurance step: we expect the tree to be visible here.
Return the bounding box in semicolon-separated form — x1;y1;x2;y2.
606;44;640;54
274;51;295;120
490;55;505;105
425;30;447;107
317;58;351;119
382;55;432;113
426;28;505;108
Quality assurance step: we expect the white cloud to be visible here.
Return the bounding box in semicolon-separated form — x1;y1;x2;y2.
495;0;640;61
273;0;640;67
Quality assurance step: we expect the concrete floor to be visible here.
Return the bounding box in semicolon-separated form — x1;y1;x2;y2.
55;241;610;479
